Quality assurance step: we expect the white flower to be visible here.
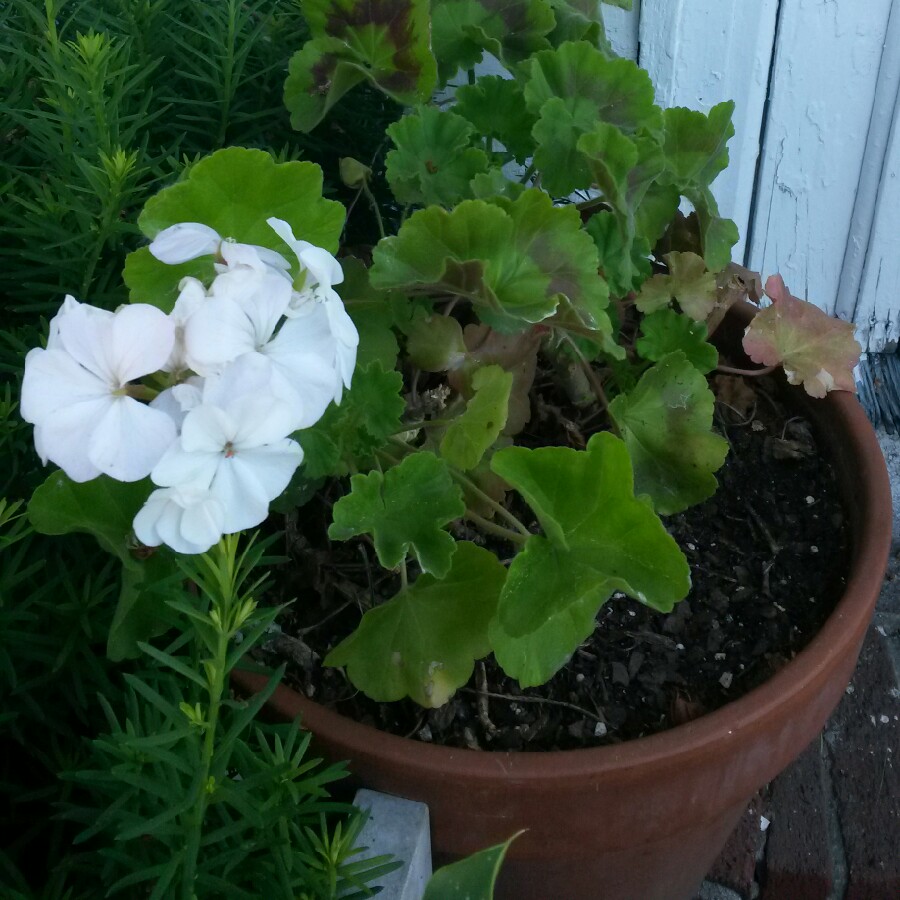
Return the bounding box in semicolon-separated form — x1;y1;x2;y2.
164;277;207;374
149;222;291;279
21;298;177;482
149;355;303;535
133;486;226;555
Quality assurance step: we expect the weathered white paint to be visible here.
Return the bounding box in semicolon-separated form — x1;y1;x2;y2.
603;0;641;61
836;0;900;351
746;0;894;315
637;0;779;263
855;94;900;352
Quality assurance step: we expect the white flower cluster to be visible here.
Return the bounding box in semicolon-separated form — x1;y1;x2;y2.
21;217;358;555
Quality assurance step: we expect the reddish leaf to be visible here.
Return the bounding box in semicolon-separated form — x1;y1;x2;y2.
742;276;861;398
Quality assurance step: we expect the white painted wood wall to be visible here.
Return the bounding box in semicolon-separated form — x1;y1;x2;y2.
605;0;900;352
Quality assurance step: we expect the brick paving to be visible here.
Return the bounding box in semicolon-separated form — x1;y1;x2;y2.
699;430;900;900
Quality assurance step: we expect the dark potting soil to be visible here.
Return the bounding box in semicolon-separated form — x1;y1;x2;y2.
255;374;850;751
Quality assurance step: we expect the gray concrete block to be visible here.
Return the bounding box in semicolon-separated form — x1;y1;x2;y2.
354;789;432;900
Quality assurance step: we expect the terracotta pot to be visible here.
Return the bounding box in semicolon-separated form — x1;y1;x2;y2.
234;305;892;900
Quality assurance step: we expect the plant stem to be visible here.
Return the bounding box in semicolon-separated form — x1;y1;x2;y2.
399;558;408;590
716;362;778;378
565;336;611;413
450;467;531;537
465;509;528;545
361;180;385;240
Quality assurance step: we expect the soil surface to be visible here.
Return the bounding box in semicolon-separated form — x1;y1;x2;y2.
256;374;850;751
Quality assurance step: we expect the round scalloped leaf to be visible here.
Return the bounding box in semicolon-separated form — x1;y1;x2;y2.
586;211;652;298
491;431;690;640
636;308;718;373
609;351;728;514
386;106;488;207
285;0;436;131
454;76;538;163
126;148;344;305
636;251;718;321
324;542;506;707
373;190;609;334
328;451;466;577
743;275;861;398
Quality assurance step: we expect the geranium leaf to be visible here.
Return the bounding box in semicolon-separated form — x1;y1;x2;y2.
609;351;728;514
340;257;403;371
125;148;344;305
441;365;513;470
491;432;689;638
298;362;405;479
470;168;527;200
636;251;718;320
371;190;610;334
636;309;718;373
405;311;468;372
29;473;152;568
661;102;738;269
431;0;555;86
546;0;609;48
454;76;538;163
586;211;651;297
743;275;861;397
328;451;466;576
386;106;488;207
325;542;506;707
285;0;436;132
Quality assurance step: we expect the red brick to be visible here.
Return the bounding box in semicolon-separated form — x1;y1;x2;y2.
706;792;768;899
762;741;832;900
826;628;900;900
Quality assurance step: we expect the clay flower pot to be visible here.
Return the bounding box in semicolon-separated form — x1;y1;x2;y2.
233;306;892;900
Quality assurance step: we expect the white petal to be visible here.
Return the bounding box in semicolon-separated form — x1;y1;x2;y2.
209;457;271;533
298;244;344;288
34;399;109;482
111;304;176;384
134;487;223;554
179;493;226;548
46;295;85;349
150;223;221;264
201;354;274;411
56;300;117;383
184;296;256;375
180;405;234;452
212;268;291;348
233;440;303;501
230;395;297;447
20;347;108;424
151;441;220;489
87;398;177;482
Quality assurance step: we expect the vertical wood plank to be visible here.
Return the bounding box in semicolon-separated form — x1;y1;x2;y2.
637;0;779;262
855;97;900;352
746;0;894;315
603;0;641;61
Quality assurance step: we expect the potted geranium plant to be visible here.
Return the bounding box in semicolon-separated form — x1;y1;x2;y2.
20;0;891;898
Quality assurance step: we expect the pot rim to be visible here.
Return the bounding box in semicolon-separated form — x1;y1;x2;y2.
236;335;892;784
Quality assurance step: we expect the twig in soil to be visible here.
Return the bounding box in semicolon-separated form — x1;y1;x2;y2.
298;596;358;636
460;687;607;724
476;662;498;737
358;544;376;609
404;711;427;739
745;501;781;556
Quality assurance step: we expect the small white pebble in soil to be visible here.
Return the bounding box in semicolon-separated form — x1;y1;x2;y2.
715;652;726;661
687;542;696;551
752;420;765;432
846;684;855;695
594;722;608;738
877;624;887;636
880;715;890;724
870;715;877;726
575;673;585;683
889;687;900;700
613;592;626;600
805;495;815;505
676;643;685;650
719;672;734;689
811;546;819;553
628;609;636;617
760;816;771;832
419;725;433;742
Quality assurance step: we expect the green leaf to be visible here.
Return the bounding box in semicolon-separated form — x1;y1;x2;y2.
286;0;437;131
340;257;404;371
470;168;528;200
386;106;488;207
491;431;689;651
405;311;468;372
609;351;728;514
441;365;513;470
636;309;718;373
525;41;662;195
108;552;181;661
431;0;556;85
371;189;610;334
28;473;151;566
126;148;344;308
298;362;405;479
636;251;718;320
424;831;523;898
454;76;538;163
586;211;651;297
661;103;738;269
547;0;609;48
325;542;505;706
328;452;466;576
